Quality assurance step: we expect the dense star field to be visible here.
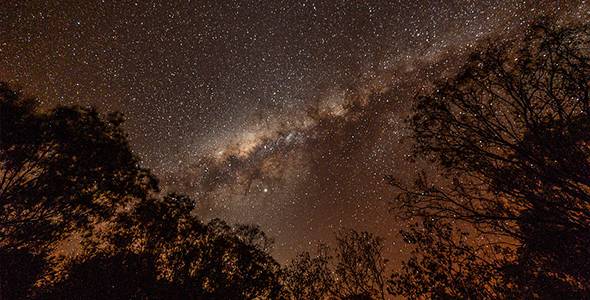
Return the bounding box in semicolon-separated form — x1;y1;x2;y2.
1;0;587;263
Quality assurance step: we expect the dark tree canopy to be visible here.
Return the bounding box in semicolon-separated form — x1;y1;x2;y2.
284;246;334;300
389;20;590;298
0;247;47;300
38;251;162;300
98;193;285;299
283;229;390;300
0;84;286;299
3;17;590;300
0;82;158;250
40;194;285;299
387;219;512;300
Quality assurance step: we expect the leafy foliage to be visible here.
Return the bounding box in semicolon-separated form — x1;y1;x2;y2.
0;247;47;299
0;83;158;249
389;19;590;298
284;229;389;300
388;220;512;299
284;245;334;300
0;84;285;299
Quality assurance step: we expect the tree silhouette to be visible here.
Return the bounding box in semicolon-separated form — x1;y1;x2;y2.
284;245;334;300
47;194;286;299
388;219;513;299
0;247;47;299
38;251;162;300
1;83;160;298
332;230;388;300
284;229;389;300
389;19;590;297
0;82;158;250
1;84;287;299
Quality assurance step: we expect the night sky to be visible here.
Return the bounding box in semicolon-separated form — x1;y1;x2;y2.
1;0;587;263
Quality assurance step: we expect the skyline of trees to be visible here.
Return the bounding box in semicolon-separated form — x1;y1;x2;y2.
1;18;589;299
388;19;590;298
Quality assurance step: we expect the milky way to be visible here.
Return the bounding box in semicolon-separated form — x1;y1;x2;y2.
1;0;588;263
